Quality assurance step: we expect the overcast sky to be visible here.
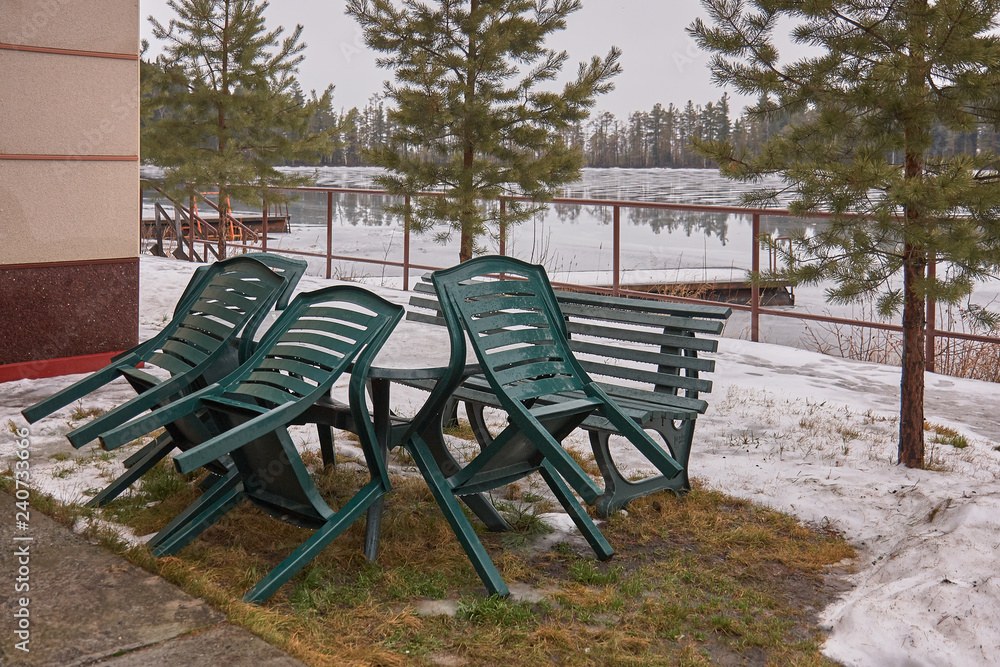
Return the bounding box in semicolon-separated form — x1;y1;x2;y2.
140;0;758;119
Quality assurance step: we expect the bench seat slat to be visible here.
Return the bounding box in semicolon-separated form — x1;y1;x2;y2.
566;321;718;353
554;290;732;319
407;311;446;327
568;339;715;373
579;360;713;394
558;302;726;335
459;374;708;416
598;383;708;413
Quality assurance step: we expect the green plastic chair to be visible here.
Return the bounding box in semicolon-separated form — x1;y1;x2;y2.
21;257;287;451
87;254;310;509
97;285;404;603
397;255;675;597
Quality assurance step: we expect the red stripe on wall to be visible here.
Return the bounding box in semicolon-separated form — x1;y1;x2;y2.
0;154;137;161
0;42;138;60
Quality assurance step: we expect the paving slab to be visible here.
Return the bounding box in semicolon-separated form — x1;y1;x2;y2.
0;492;301;666
93;624;305;666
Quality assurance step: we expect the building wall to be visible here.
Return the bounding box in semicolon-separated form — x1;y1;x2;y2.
0;1;139;375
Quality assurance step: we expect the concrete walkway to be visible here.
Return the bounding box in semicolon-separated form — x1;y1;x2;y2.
0;493;304;666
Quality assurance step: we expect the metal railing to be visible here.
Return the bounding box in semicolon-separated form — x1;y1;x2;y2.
144;184;1000;374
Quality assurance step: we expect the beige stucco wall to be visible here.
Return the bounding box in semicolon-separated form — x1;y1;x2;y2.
0;161;138;264
0;0;139;266
0;50;138;156
0;0;139;55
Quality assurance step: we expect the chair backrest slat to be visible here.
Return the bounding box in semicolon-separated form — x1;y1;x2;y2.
159;339;210;366
147;351;196;375
505;374;581;402
467;310;550;334
474;325;558;353
246;368;317;394
169;326;224;353
266;343;344;369
230;382;301;407
208;272;275;298
491;360;576;389
257;357;334;384
197;285;257;312
302;305;379;328
188;299;247;327
277;331;361;358
179;314;234;340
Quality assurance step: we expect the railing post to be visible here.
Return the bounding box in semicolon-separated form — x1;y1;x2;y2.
499;198;507;256
326;190;333;280
751;213;761;342
403;195;411;291
189;195;196;262
139;185;144;251
612;204;621;297
925;253;936;373
261;192;268;252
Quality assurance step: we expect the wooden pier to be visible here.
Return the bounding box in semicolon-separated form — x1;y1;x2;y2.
141;213;290;236
549;268;795;306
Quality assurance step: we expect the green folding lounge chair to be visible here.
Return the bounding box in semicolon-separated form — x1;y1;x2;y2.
97;285;403;603
87;254;310;508
395;256;676;597
22;257;287;453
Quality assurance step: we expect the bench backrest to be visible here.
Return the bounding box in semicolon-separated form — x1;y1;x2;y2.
408;272;731;407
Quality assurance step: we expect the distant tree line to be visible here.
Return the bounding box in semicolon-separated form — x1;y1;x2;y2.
291;91;999;169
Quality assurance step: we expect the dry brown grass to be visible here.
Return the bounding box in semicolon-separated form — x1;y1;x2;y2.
58;456;857;667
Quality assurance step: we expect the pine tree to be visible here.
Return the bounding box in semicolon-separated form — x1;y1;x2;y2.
347;0;621;262
143;0;339;258
690;0;1000;467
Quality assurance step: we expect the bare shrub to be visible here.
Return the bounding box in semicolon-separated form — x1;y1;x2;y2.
804;301;903;366
804;301;1000;383
934;307;1000;383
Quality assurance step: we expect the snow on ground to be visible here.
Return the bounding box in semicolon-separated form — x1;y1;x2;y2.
1;256;999;666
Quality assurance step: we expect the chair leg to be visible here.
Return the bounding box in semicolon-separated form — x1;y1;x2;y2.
317;425;336;467
150;472;243;554
85;437;176;508
418;410;510;533
538;460;614;561
363;495;384;562
406;435;509;597
122;432;173;469
241;479;386;603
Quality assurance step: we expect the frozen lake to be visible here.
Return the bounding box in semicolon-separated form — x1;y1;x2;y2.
141;166;1000;354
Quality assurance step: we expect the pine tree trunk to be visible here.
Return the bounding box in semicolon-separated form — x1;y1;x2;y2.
899;240;926;467
898;1;928;468
458;0;478;264
218;0;231;260
899;136;926;467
